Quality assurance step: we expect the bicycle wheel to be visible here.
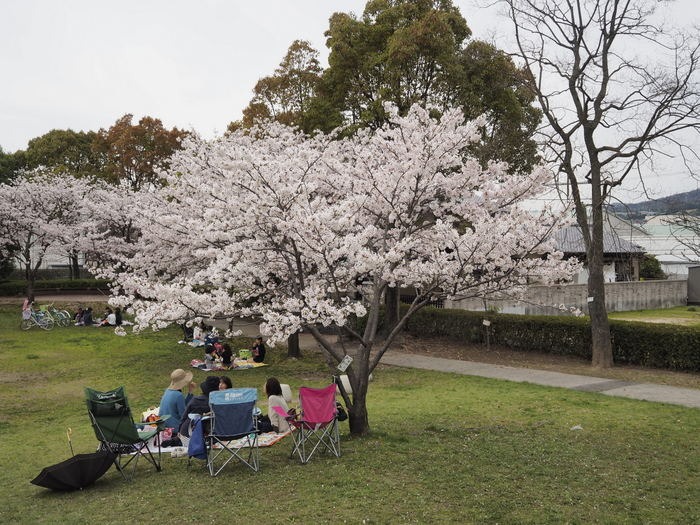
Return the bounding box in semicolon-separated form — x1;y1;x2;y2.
21;319;33;330
55;311;70;327
38;316;54;330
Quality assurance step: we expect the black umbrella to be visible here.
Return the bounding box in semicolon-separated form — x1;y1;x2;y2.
31;451;115;491
31;428;116;491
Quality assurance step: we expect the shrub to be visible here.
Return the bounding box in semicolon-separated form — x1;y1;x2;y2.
0;278;111;296
401;306;700;372
639;254;666;280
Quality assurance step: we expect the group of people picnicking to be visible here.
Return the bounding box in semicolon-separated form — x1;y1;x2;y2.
157;369;290;447
74;306;123;327
180;321;266;370
157;324;274;447
21;296;123;327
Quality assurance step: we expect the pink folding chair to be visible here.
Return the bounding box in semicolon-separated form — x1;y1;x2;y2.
276;384;340;464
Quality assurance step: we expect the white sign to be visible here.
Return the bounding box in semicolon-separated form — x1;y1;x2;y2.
587;296;594;303
337;355;353;372
482;319;491;326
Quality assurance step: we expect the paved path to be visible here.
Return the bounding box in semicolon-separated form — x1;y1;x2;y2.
381;353;700;409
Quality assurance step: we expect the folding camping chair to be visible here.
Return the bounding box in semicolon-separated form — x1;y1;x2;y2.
85;386;165;480
278;384;340;464
205;388;260;476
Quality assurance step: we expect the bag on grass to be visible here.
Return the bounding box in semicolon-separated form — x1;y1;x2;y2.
257;415;273;433
336;402;348;422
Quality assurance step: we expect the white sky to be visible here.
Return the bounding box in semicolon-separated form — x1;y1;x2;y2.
2;0;700;201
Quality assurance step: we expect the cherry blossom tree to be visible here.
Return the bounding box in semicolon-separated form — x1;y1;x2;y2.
0;173;93;297
79;181;143;271
98;104;577;436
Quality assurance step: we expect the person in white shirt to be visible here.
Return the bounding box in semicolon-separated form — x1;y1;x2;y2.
265;377;290;432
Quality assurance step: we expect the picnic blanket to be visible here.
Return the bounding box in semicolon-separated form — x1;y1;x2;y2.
190;358;268;371
212;430;291;449
136;431;291;457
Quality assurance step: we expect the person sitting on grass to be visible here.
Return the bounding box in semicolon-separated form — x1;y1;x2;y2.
189;322;207;347
178;375;220;438
158;369;195;443
251;336;266;363
220;343;234;368
114;307;123;326
80;307;95;326
265;377;290;433
98;307;116;327
219;376;232;390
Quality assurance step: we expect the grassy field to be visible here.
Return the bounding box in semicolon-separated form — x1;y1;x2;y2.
609;305;700;327
1;304;699;524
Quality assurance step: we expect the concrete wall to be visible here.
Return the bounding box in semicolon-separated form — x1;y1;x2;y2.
445;279;688;315
689;266;700;305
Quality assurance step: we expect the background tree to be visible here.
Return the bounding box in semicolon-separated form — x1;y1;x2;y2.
96;106;576;436
503;0;700;367
239;40;324;132
21;129;109;278
0;146;26;184
79;181;142;273
93;114;188;190
0;173;91;297
665;213;700;261
237;1;540;171
24;129;103;179
318;0;541;170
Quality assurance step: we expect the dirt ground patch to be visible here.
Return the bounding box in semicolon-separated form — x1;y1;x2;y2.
391;334;700;390
626;317;697;325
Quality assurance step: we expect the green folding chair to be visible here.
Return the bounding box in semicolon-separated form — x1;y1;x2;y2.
85;386;166;481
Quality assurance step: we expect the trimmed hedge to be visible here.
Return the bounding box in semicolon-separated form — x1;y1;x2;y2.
0;279;110;296
402;306;700;372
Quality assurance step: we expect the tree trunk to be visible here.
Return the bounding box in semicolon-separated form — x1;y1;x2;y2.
287;331;301;358
70;253;80;279
586;167;614;368
24;259;35;300
347;389;370;436
587;237;613;368
383;287;400;336
25;281;35;301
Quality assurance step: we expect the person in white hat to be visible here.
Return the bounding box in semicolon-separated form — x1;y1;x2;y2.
158;369;195;437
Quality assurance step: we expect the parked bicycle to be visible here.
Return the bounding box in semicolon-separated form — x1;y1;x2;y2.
40;303;72;327
20;309;55;330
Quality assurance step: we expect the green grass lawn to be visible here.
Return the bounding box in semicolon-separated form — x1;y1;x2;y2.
609;306;700;327
1;304;699;524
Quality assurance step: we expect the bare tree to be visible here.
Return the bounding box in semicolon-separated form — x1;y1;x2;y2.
502;0;700;367
665;212;700;260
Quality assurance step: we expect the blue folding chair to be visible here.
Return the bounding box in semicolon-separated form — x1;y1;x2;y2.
206;388;259;476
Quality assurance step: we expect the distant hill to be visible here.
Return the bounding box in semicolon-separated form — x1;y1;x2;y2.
609;188;700;219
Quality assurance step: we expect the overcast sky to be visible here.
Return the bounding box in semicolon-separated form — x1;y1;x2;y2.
2;0;699;201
